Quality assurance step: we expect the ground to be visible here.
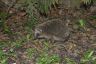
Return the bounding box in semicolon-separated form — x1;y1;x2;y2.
0;1;96;64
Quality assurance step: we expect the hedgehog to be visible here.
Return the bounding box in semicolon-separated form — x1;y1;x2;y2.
34;18;71;42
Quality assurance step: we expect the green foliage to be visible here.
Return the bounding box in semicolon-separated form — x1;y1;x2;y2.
25;0;59;14
0;12;7;28
0;50;8;64
63;50;96;64
36;54;60;64
0;12;11;34
90;15;96;19
64;57;76;64
37;0;59;14
0;34;32;64
26;48;36;59
11;34;32;48
82;0;92;4
0;12;7;20
78;19;86;30
79;19;86;28
25;0;38;28
35;41;60;64
25;0;59;28
80;50;96;64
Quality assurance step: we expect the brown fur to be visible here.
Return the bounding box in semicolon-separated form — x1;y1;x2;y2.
34;18;71;42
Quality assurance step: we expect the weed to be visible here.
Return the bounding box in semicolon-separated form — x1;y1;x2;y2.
0;41;17;64
90;15;96;19
26;48;37;59
24;0;59;29
0;34;32;64
63;49;96;64
35;41;60;64
82;0;92;4
36;53;60;64
79;19;86;28
64;57;76;64
0;49;8;64
80;49;96;64
0;12;12;34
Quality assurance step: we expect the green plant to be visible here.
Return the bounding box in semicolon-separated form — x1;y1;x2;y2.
90;15;96;19
11;34;32;48
36;54;60;64
25;0;38;28
0;41;19;64
37;0;59;14
80;50;96;64
26;48;36;59
82;0;91;4
24;0;59;28
26;0;59;14
0;12;11;34
79;19;86;27
78;19;87;30
35;40;60;64
0;50;8;64
64;57;76;64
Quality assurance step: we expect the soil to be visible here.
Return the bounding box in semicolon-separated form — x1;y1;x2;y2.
0;1;96;64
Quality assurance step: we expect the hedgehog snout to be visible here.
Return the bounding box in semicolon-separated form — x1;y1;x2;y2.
34;32;40;39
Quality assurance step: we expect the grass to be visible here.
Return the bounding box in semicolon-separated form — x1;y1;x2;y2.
26;48;37;59
0;41;20;64
36;53;60;64
36;41;60;64
0;49;8;64
80;49;96;64
0;23;95;64
0;33;96;64
0;16;95;64
79;19;86;28
26;40;60;64
0;0;96;64
64;57;76;64
0;12;11;34
0;33;32;64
